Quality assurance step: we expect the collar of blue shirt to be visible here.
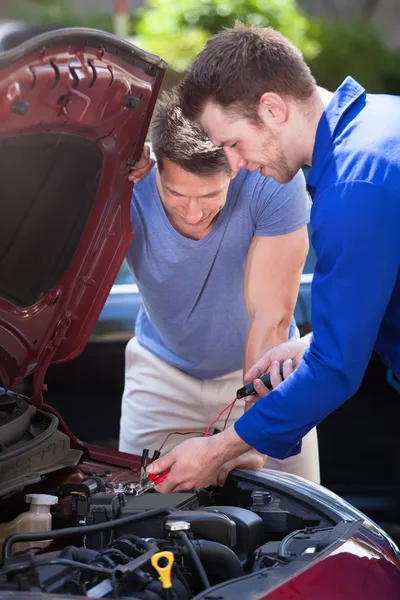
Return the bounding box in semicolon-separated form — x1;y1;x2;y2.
307;76;366;189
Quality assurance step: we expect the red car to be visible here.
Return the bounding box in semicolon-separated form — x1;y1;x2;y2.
0;28;399;600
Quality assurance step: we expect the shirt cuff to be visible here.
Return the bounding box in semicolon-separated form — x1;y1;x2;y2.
234;408;302;459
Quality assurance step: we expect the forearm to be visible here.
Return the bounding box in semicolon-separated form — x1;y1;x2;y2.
209;425;251;464
242;230;307;388
244;313;290;375
235;338;368;458
243;314;290;413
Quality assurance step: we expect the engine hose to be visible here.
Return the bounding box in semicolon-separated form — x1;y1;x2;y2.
176;531;210;590
191;539;244;584
111;534;154;553
2;508;169;561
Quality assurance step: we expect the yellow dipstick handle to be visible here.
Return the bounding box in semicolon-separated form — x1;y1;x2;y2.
151;551;174;589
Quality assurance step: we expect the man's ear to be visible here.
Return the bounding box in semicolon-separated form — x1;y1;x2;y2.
259;92;288;125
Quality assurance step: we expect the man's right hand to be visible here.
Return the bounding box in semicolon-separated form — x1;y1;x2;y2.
244;340;309;400
128;144;154;183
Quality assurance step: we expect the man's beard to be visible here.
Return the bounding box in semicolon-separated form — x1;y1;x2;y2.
260;128;298;184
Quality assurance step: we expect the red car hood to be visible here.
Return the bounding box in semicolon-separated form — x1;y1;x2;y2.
0;28;166;404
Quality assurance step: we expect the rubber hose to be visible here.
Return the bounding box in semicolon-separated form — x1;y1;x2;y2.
2;507;169;560
176;531;210;590
192;539;244;583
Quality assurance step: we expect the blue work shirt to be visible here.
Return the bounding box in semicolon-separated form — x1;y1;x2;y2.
235;77;400;459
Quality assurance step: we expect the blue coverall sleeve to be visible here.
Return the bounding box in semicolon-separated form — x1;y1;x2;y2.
234;181;400;458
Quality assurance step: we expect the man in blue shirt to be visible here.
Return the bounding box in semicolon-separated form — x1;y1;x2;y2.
119;88;319;481
147;24;400;492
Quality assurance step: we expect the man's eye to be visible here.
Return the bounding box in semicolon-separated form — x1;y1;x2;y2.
230;142;237;148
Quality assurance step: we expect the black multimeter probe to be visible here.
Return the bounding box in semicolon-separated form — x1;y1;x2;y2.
236;364;284;399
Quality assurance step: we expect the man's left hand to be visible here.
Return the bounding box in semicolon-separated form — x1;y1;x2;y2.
215;449;266;487
128;144;154;183
146;427;250;493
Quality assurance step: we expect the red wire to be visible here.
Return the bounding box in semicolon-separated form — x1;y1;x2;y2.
223;397;237;430
158;431;205;453
204;397;238;437
157;397;239;453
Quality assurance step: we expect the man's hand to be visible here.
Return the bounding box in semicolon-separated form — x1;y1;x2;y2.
244;340;309;400
128;144;154;184
146;427;250;493
215;449;266;487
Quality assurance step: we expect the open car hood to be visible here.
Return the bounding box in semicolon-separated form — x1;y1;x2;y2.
0;28;166;402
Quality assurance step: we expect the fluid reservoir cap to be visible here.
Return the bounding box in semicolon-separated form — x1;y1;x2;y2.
165;520;191;532
26;494;58;505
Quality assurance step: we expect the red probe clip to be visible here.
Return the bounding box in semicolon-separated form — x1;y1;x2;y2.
133;469;170;496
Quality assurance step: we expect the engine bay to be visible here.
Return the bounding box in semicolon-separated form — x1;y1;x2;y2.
0;460;353;600
0;390;363;599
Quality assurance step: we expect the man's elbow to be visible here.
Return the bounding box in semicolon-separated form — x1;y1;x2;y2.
292;224;309;270
304;347;368;408
251;310;292;341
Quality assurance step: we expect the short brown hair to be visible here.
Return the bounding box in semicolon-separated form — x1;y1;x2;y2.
149;87;230;176
181;23;316;121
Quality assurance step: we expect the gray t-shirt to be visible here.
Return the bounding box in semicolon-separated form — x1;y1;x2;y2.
126;167;310;379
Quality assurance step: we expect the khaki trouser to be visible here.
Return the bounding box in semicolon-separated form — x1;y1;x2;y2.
119;337;320;484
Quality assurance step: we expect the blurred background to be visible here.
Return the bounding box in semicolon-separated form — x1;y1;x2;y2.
4;0;400;540
2;0;400;96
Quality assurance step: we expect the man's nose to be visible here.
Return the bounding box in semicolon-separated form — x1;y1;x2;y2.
224;147;247;172
185;201;203;223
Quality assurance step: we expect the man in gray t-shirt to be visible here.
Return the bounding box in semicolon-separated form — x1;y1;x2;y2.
120;89;319;483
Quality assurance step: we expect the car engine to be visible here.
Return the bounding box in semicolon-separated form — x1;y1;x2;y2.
0;467;346;600
0;390;376;600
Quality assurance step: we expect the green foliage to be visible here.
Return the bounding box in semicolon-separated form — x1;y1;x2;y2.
14;0;117;33
134;0;320;73
16;0;400;96
15;0;75;23
27;0;57;5
133;0;400;95
380;50;400;95
307;19;390;93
